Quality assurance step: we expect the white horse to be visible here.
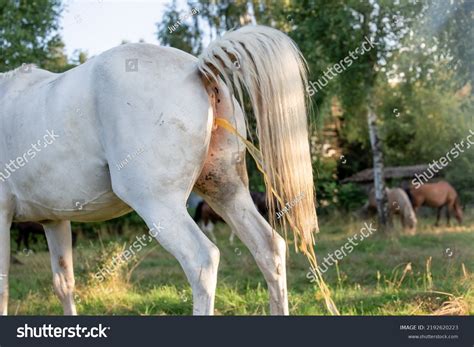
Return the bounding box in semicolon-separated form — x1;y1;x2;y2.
0;25;318;315
365;187;417;234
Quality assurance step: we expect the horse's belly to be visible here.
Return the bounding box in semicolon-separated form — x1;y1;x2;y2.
1;64;133;222
13;189;133;223
421;191;447;208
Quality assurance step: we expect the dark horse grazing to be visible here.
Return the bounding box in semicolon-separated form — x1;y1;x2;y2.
9;222;46;265
407;181;463;226
12;222;78;252
194;192;268;243
12;222;46;252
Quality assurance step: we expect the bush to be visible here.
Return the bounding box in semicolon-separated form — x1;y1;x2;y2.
337;183;367;211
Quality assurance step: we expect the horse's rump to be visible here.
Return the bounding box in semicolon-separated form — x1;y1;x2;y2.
410;181;457;207
0;44;209;223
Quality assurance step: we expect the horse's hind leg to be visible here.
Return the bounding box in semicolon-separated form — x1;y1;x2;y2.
197;182;288;314
206;221;217;244
105;123;219;314
435;207;442;226
446;203;453;226
202;219;217;244
119;198;219;315
0;196;13;315
43;220;77;315
110;172;220;314
194;99;288;314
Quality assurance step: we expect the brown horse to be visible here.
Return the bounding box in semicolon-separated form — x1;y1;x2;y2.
407;181;463;226
193;200;225;243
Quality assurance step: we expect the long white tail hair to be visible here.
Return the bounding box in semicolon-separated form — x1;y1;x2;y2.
197;25;318;254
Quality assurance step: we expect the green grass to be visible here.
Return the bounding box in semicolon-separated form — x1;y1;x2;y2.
8;211;474;315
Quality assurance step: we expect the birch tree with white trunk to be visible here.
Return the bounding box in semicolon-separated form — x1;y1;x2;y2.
367;106;390;229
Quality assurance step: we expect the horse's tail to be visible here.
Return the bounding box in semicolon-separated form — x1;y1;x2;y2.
197;25;317;254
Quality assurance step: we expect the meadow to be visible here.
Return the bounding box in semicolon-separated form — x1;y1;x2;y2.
8;210;473;315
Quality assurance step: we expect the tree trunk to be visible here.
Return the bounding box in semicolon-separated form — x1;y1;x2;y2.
367;106;390;231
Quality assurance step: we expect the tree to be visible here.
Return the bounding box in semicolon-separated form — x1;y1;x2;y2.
367;105;390;227
0;0;65;72
156;0;473;210
284;0;424;229
156;0;202;55
421;0;473;90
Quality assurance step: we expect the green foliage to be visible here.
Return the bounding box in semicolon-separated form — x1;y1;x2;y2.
0;0;66;72
418;0;474;88
157;0;472;206
2;0;471;217
195;0;251;35
376;36;474;202
315;159;366;213
156;0;202;55
314;158;338;213
379;81;471;164
445;148;474;204
337;183;366;211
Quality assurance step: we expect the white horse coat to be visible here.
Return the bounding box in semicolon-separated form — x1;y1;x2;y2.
1;44;210;222
0;26;318;315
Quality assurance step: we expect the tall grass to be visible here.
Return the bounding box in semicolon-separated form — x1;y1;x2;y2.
7;210;474;315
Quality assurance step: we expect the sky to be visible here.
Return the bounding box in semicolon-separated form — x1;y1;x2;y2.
61;0;187;58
